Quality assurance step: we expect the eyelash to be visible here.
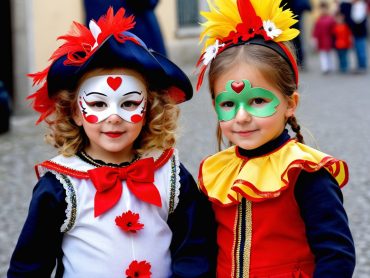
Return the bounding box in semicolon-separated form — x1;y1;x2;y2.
250;98;268;105
121;100;141;108
87;101;107;108
85;100;142;109
220;98;268;108
220;101;234;108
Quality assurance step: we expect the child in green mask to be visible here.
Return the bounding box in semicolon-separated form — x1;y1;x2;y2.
195;0;355;276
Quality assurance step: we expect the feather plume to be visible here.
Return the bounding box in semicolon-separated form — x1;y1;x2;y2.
200;0;299;49
96;7;135;43
200;0;240;50
196;0;300;90
26;83;55;124
251;0;299;42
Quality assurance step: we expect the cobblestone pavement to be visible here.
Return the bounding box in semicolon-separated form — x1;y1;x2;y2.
1;53;370;277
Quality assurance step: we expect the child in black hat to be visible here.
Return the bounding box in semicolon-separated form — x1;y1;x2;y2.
7;7;216;277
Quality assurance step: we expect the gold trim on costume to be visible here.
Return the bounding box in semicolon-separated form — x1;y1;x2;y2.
244;200;252;277
235;205;241;278
200;140;349;205
234;199;252;277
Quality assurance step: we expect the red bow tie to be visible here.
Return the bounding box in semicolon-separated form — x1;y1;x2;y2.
88;157;162;217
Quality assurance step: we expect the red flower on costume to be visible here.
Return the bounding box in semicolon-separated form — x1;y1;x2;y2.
125;260;151;278
115;210;144;233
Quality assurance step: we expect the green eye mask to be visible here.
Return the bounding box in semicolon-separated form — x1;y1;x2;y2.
215;79;281;121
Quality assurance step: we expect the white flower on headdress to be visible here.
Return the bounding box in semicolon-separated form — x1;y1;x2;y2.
202;40;225;66
263;20;282;39
89;20;102;50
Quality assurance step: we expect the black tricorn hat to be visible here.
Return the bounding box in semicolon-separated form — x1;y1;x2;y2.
28;7;192;123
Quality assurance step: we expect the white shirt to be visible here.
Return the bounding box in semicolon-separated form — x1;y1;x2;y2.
37;150;181;278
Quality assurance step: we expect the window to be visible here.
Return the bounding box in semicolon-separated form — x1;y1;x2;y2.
176;0;209;37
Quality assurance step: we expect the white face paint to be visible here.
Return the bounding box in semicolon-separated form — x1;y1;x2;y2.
78;74;147;124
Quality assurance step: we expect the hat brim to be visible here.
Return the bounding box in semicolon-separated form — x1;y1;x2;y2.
47;33;193;103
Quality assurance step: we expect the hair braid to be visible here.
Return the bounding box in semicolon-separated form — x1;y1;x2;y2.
287;116;304;143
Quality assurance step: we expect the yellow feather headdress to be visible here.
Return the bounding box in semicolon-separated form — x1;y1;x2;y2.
196;0;300;90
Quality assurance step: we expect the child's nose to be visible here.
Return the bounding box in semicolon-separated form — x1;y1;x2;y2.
106;114;123;124
235;107;252;123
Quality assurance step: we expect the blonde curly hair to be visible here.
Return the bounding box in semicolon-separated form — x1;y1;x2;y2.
44;68;179;157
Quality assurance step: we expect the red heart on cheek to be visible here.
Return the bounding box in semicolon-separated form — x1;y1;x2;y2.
107;76;122;91
231;81;245;93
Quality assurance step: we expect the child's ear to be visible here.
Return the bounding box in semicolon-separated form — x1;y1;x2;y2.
72;109;83;126
285;91;299;118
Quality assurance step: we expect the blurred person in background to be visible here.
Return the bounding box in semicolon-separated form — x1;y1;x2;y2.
337;0;368;73
282;0;312;70
0;80;11;134
350;0;368;73
333;11;353;73
312;1;336;74
84;0;167;56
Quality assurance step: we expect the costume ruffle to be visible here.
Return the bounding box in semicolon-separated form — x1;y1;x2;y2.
198;140;348;206
36;148;174;179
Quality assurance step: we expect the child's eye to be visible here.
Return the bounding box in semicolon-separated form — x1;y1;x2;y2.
220;101;235;110
121;101;140;111
86;101;107;110
250;98;269;106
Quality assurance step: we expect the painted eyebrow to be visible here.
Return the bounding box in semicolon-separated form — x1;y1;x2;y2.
123;91;142;96
85;91;107;96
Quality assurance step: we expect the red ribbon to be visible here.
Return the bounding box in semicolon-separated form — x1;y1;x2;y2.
88;157;162;217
